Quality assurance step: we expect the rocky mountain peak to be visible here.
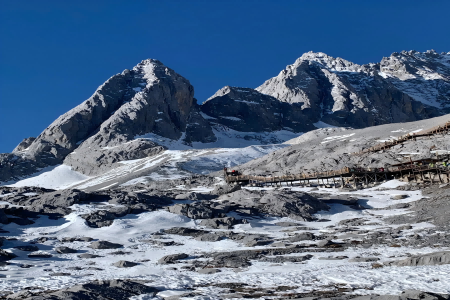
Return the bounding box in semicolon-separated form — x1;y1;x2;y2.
295;51;361;72
378;50;450;109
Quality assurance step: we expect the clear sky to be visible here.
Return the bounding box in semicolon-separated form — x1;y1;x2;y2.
1;0;449;153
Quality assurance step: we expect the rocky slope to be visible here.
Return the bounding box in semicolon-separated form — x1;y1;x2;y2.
1;59;216;179
238;114;450;176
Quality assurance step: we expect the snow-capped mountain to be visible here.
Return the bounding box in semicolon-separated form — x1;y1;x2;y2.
255;51;445;128
1;50;448;182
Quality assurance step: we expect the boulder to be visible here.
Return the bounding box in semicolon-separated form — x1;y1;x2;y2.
113;260;139;268
55;246;78;254
28;251;52;258
0;249;17;261
14;245;39;252
89;241;123;249
195;233;224;242
288;232;316;242
158;253;189;264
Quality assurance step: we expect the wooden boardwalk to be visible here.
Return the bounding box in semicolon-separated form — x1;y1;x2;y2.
355;120;450;155
226;163;450;188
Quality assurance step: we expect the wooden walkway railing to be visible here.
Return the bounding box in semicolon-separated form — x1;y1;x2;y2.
226;164;450;187
356;120;450;155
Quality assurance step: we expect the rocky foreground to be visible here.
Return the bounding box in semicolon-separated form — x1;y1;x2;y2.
1;175;450;299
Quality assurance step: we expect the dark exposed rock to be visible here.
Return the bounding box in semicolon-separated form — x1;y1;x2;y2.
349;257;380;263
194;233;224;242
13;137;36;153
78;253;103;259
163;227;210;237
167;202;215;219
28;252;52;258
89;241;123;249
61;236;93;242
260;254;313;263
158;253;189;264
7;279;160;299
81;210;117;228
0;249;17;261
113;260;139;268
288;232;316;242
199;217;242;229
197;268;221;274
55;246;78;254
14;245;39;251
221;189;328;221
388;251;450;266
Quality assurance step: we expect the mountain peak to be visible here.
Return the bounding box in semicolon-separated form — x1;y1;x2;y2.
295;51;360;72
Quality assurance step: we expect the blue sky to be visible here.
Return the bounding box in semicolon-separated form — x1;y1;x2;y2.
1;0;449;153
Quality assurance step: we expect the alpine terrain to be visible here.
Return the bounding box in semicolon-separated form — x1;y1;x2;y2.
1;50;450;300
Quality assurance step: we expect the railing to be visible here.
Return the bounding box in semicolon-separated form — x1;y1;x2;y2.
226;164;449;183
357;121;450;155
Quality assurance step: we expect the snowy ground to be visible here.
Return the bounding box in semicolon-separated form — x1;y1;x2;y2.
4;144;288;191
1;181;449;298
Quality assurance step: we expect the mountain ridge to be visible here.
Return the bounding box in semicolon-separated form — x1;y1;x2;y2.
1;50;448;182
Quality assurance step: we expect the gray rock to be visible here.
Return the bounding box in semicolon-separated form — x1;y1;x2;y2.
12;137;36;153
78;253;103;259
14;245;39;251
61;236;93;242
316;239;334;247
222;189;328;221
113;260;139;268
89;241;123;249
163;227;209;237
197;268;221;274
55;246;77;254
288;232;316;242
349;257;380;263
168;202;213;219
392;194;409;200
318;256;348;260
275;222;301;227
199;217;241;229
0;249;17;261
210;184;241;196
28;252;52;258
81;210;116;228
260;254;313;263
9;279;160;299
158;253;189;264
195;233;224;242
391;251;450;266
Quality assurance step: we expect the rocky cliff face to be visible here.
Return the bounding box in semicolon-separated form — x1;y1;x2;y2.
201;86;316;133
2;59;213;179
255;51;443;128
379;50;450;112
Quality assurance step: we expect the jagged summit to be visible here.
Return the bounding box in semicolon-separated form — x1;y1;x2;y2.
294;51;361;72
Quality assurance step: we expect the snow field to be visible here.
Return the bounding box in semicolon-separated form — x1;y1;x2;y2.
1;181;449;297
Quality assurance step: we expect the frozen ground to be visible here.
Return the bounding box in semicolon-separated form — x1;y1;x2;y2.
3;144;288;191
1;181;449;299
